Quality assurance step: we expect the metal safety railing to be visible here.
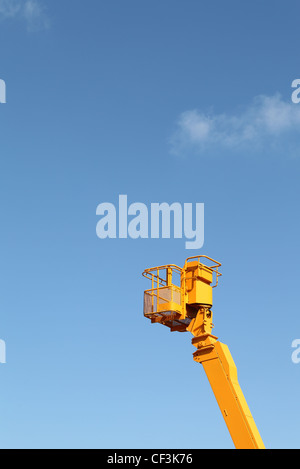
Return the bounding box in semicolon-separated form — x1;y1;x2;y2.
184;255;222;288
144;285;181;316
143;264;182;317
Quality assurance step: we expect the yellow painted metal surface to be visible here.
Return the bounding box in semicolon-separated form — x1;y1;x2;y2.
195;341;265;449
143;256;265;449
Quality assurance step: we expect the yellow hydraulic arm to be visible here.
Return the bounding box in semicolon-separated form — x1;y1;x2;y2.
143;256;265;449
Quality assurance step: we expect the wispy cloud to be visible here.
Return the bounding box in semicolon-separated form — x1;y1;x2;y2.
170;94;300;157
0;0;49;31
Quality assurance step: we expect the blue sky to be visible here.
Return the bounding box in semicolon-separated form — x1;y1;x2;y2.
1;0;300;449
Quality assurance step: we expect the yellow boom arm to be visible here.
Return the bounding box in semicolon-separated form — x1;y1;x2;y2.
143;256;265;449
195;340;264;449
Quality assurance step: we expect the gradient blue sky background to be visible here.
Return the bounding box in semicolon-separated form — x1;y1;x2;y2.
1;0;300;449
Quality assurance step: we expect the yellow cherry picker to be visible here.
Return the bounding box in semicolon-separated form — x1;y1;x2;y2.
143;256;265;449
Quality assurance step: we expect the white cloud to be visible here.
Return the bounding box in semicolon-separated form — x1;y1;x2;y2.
170;94;300;156
0;0;21;17
0;0;49;30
